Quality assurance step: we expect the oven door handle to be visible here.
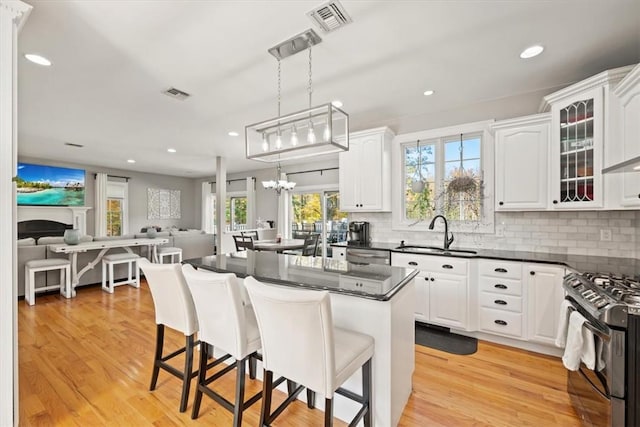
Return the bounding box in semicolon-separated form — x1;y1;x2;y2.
578;367;610;400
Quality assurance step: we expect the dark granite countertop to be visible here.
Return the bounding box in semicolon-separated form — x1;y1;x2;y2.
331;242;640;277
183;251;418;301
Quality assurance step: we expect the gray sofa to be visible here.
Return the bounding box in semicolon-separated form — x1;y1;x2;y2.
17;230;215;297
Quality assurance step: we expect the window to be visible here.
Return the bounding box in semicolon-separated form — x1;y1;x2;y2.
106;181;128;236
393;121;494;232
226;196;247;231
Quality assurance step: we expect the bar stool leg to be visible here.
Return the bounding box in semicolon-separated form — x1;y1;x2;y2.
259;370;273;426
150;324;164;391
233;358;246;426
179;334;195;413
101;260;107;292
363;358;372;427
324;397;333;427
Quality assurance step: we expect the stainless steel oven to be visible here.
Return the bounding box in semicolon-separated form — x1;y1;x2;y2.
563;272;640;427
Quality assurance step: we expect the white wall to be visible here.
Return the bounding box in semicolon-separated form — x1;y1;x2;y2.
350;210;640;259
18;156;198;234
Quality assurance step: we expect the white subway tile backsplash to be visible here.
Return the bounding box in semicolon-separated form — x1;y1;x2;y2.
359;210;640;258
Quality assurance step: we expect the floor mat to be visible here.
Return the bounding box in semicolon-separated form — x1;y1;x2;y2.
415;322;478;355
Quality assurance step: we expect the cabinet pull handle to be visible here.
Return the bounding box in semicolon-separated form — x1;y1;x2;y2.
494;284;507;289
498;201;504;206
494;268;507;273
408;261;418;266
442;264;453;269
494;300;507;305
494;320;507;326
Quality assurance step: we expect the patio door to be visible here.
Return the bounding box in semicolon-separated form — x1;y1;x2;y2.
290;190;347;257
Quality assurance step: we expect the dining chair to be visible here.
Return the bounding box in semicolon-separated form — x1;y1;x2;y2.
138;258;199;413
302;233;320;256
244;276;374;427
233;235;254;251
292;230;311;240
181;265;265;426
241;230;259;241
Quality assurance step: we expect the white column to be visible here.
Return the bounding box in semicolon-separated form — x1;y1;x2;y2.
246;176;256;230
215;156;227;254
0;1;32;425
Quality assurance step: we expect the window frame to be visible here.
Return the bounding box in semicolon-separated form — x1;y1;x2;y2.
392;120;495;233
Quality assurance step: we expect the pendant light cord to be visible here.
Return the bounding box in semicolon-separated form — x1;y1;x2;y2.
277;59;281;117
308;45;313;109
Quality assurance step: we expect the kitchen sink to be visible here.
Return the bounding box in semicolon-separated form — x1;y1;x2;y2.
394;245;477;256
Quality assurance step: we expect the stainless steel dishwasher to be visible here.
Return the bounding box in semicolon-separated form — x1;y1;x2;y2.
345;248;391;265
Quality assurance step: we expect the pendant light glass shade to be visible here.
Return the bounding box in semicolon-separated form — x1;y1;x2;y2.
246;103;348;162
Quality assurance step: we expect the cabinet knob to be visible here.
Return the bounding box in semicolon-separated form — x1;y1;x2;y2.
494;300;507;305
637;194;640;199
430;277;434;281
494;284;508;289
552;200;558;204
498;201;504;206
494;320;508;326
530;271;535;276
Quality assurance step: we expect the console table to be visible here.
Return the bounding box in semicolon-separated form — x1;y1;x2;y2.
48;238;168;296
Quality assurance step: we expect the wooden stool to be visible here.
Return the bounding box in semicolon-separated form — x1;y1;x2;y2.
158;247;183;264
24;259;71;305
102;253;140;293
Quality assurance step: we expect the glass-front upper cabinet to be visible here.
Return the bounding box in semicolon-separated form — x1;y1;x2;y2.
550;87;603;209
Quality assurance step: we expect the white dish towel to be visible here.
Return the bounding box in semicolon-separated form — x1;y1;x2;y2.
555;299;573;348
562;310;597;371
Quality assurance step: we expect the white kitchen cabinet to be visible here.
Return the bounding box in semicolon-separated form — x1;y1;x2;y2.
611;63;640;207
526;264;565;345
477;259;526;340
392;252;469;330
339;127;394;211
414;273;430;322
493;113;550;210
541;65;633;210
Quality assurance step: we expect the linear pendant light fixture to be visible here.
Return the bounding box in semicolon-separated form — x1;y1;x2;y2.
245;29;349;162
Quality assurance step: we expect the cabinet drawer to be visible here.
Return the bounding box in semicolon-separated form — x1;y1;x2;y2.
478;276;523;296
392;253;468;275
478;308;524;338
479;292;523;313
478;260;522;279
338;276;382;293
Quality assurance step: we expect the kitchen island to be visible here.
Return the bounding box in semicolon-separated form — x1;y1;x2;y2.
184;251;418;427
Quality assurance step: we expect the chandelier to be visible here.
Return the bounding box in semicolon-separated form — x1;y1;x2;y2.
245;29;349;162
262;163;296;194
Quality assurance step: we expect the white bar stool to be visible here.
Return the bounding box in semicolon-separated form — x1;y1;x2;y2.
158;247;183;264
24;259;72;305
102;253;140;293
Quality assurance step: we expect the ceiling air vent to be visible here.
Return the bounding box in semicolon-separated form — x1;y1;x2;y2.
163;87;191;101
307;0;352;33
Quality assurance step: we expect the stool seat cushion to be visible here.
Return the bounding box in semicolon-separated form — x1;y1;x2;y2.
334;327;375;389
103;253;140;262
26;259;71;269
159;246;182;254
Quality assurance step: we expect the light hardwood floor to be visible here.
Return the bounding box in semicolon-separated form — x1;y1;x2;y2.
18;282;582;426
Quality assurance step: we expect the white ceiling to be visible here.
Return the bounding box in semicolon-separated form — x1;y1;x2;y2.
17;0;640;177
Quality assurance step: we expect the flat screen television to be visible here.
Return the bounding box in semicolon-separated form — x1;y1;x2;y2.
16;163;85;206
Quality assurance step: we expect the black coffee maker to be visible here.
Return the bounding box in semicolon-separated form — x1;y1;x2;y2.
348;221;370;245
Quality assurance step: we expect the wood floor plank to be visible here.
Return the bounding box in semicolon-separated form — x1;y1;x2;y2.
18;281;581;426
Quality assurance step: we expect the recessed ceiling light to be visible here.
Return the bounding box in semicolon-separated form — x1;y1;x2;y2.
331;100;343;108
520;45;544;59
127;159;136;164
228;131;239;137
423;90;435;96
167;148;177;153
24;53;52;66
633;165;640;171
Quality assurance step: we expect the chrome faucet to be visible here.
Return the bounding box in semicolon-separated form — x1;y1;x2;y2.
428;215;454;250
